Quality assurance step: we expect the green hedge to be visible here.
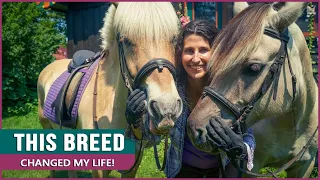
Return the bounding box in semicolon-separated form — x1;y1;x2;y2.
2;2;66;117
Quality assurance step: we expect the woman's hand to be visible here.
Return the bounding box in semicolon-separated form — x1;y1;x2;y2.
125;89;147;128
206;117;247;160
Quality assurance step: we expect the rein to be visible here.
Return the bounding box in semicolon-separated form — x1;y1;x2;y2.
153;133;169;171
201;27;317;177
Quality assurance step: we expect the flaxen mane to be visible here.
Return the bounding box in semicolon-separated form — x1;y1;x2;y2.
208;3;271;77
100;3;180;51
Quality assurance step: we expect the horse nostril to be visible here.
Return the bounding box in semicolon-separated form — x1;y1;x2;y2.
149;100;160;119
175;98;183;117
195;128;207;145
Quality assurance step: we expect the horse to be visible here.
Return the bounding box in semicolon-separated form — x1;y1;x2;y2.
186;2;318;178
37;2;182;178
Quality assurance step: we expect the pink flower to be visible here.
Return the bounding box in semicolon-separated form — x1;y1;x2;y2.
177;11;181;15
180;16;190;27
53;46;67;60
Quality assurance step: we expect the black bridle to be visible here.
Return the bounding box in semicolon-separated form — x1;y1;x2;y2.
116;32;174;173
202;27;295;133
116;33;176;92
201;28;318;177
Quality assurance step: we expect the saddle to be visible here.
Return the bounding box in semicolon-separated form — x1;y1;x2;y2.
44;50;102;128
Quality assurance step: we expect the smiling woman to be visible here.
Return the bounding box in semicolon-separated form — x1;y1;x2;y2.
187;2;318;178
125;19;257;178
182;34;212;80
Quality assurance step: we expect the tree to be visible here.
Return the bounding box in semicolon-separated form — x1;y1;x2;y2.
2;2;66;117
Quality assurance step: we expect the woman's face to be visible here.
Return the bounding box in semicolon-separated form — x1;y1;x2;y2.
182;34;212;80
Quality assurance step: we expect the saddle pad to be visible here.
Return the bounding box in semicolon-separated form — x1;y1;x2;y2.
43;59;99;127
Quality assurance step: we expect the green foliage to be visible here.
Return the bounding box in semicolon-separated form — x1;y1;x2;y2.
2;2;66;117
259;167;287;178
306;2;318;79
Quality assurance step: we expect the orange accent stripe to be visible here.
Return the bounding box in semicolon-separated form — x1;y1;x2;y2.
215;4;218;27
303;31;318;37
192;2;195;20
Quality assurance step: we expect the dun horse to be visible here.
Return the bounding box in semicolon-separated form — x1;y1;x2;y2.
37;2;182;178
187;2;318;178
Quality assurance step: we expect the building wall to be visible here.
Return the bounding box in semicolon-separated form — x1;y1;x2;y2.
65;3;110;58
61;2;318;75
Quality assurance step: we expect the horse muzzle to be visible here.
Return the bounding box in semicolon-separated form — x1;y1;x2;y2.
187;119;220;154
147;96;182;129
148;113;177;135
148;117;171;135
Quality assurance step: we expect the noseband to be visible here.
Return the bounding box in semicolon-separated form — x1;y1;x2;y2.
202;27;296;133
116;33;176;92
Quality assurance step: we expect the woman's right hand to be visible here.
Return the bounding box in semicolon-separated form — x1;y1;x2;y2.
125;89;147;128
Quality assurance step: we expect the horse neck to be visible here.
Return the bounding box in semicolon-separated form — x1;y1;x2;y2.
101;49;128;93
96;49;128;128
289;25;318;133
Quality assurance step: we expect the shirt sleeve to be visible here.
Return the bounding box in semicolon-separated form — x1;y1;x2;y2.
242;127;256;171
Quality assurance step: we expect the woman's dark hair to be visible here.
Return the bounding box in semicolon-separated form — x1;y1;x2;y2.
175;20;219;92
175;20;219;63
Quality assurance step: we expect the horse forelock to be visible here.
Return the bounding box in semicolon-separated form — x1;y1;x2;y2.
208;3;272;78
113;2;180;46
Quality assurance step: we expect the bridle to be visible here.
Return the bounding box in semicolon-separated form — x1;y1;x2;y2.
116;33;176;91
116;32;174;172
201;27;318;177
93;32;175;174
202;27;296;133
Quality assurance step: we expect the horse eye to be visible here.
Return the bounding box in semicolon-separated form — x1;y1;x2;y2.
250;64;262;72
124;38;134;47
243;63;264;76
171;36;177;45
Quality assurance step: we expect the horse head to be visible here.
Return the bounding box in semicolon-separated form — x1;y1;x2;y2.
187;2;314;154
100;2;183;133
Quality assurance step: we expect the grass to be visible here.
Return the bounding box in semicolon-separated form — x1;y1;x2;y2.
1;107;318;178
1;107;166;178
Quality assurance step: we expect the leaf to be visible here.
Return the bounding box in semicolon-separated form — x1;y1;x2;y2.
2;2;66;117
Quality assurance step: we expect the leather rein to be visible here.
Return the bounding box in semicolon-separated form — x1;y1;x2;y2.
201;27;318;178
92;33;175;174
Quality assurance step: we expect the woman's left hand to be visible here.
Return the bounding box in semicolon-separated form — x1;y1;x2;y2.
206;117;247;160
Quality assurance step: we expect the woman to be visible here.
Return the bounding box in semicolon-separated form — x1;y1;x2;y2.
125;20;255;178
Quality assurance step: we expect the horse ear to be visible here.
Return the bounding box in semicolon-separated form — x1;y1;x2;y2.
233;2;249;16
272;2;286;11
112;2;119;8
269;2;308;31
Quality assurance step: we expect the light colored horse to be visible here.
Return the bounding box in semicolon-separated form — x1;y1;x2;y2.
37;2;182;178
187;2;318;178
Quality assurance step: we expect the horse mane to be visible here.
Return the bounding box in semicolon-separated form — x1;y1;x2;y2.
100;4;117;51
208;3;272;77
100;2;180;51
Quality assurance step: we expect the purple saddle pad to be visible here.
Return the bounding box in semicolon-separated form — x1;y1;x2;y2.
43;59;99;127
